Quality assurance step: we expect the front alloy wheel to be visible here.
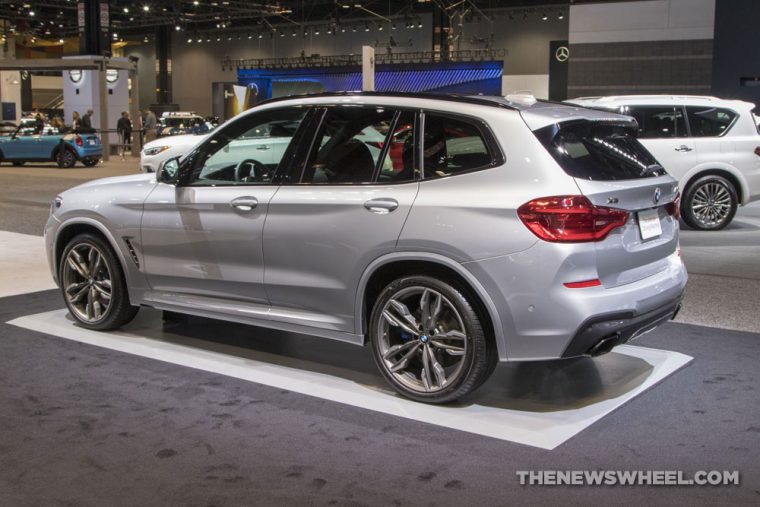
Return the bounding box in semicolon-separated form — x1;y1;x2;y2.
682;175;738;230
370;276;496;403
59;234;138;330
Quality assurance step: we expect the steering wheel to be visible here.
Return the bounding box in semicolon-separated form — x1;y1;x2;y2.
234;158;268;183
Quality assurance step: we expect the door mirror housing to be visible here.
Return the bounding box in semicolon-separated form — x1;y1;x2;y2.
157;157;180;184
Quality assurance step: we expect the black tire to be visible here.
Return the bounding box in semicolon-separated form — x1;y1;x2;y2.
12;161;25;166
369;275;496;403
681;175;738;230
59;233;138;330
81;157;100;167
56;148;76;168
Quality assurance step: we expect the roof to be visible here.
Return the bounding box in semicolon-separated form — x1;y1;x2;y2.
255;91;638;131
567;95;756;110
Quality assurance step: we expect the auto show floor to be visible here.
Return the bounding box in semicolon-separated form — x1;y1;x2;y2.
1;160;759;505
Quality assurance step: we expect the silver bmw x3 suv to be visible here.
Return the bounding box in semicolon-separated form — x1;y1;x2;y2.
45;93;687;403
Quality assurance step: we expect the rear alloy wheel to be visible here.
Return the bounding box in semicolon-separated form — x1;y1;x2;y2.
56;149;76;168
370;276;495;403
59;233;138;330
682;175;738;230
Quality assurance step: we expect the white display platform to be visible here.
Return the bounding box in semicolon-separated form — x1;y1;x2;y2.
8;309;693;450
0;232;57;297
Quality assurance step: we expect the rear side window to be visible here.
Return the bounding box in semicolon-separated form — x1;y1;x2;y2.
534;121;666;181
622;106;687;139
686;107;737;137
422;114;498;178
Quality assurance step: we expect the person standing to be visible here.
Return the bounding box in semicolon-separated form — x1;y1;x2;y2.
80;109;94;132
143;108;157;143
71;111;81;132
116;111;132;160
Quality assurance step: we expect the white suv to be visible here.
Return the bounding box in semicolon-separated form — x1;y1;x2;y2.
567;95;760;230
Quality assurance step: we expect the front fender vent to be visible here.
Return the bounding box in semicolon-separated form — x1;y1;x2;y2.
123;237;140;268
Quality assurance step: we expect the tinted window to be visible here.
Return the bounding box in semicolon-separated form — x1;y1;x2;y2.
686;106;737;137
535;121;666;181
423;114;494;178
377;111;416;183
622;106;687;139
186;107;305;186
301;106;395;184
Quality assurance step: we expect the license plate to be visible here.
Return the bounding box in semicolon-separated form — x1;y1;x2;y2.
637;209;662;240
88;139;97;146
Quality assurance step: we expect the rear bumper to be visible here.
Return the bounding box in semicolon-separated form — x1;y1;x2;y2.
561;292;683;358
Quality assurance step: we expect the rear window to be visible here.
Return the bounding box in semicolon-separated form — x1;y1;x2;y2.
534;121;666;181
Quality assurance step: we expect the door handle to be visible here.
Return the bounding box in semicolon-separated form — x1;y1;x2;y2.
230;196;258;211
364;198;399;214
256;145;270;150
675;145;693;152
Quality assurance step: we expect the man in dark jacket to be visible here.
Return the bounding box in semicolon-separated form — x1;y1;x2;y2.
79;109;94;132
116;111;133;160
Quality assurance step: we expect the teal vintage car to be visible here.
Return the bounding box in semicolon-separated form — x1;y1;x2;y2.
0;124;102;168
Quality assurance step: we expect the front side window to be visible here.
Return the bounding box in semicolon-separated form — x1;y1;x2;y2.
185;107;306;186
301;106;398;184
622;106;687;139
686;106;737;137
422;114;495;178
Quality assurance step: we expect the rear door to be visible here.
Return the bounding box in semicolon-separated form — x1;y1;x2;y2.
622;105;696;181
262;105;419;334
536;120;680;288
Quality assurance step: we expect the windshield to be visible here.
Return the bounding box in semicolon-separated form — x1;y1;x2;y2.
534;121;666;181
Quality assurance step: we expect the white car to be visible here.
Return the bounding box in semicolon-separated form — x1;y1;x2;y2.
567;95;760;230
141;134;207;173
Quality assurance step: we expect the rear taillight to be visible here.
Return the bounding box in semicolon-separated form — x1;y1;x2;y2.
517;195;629;243
666;193;681;220
75;135;83;147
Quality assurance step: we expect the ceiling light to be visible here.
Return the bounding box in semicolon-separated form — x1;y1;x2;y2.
391;23;396;30
558;12;564;20
193;0;199;5
123;7;129;13
314;28;320;35
258;33;263;39
541;13;548;21
59;38;64;44
175;25;181;31
29;10;34;16
187;37;192;43
247;34;252;39
378;24;383;31
142;5;150;12
417;20;423;28
364;23;370;32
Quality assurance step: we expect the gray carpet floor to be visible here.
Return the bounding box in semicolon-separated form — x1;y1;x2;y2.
0;290;758;506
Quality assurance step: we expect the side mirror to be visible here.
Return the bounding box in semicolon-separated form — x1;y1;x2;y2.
157;157;180;184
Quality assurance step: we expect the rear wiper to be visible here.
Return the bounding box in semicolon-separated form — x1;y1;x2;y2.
641;164;664;177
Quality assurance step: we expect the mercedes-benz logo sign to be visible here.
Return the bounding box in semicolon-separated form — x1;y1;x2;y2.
555;46;569;62
653;187;662;204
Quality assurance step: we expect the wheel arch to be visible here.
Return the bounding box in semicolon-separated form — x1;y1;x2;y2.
54;219;131;291
355;252;506;359
680;165;747;205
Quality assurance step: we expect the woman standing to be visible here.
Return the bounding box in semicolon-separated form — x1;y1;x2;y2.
71;111;81;132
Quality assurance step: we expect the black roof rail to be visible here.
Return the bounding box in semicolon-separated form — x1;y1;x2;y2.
256;91;518;111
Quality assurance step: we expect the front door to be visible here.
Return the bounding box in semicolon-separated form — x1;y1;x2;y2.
140;106;309;304
263;105;420;334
